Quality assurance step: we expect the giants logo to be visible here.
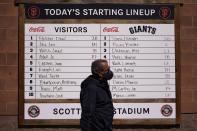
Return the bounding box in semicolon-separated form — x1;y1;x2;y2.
28;6;40;18
158;7;171;20
160;104;173;117
28;105;40;118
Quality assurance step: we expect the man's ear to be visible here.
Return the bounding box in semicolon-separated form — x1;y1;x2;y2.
97;71;103;78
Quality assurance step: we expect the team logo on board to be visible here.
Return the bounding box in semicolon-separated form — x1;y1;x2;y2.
158;7;171;20
28;6;40;18
28;105;40;118
161;104;173;117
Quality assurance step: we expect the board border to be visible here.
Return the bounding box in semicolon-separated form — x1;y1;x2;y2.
18;2;181;127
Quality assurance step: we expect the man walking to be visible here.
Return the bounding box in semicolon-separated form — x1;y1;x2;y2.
80;59;114;131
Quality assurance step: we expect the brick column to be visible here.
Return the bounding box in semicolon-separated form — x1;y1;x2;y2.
180;0;197;113
0;0;18;115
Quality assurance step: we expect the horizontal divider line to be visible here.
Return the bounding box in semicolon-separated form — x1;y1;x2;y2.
24;78;176;79
25;47;176;48
24;91;175;92
24;66;176;67
24;72;176;73
25;53;175;54
25;35;175;36
25;59;176;60
25;40;175;42
24;84;176;86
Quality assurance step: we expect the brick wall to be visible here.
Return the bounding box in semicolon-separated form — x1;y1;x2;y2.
0;0;197;115
180;0;197;113
0;0;18;115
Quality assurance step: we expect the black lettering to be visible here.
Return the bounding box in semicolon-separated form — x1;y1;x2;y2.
55;26;88;33
142;26;147;32
53;108;58;115
138;26;142;32
30;74;33;77
76;108;80;114
117;108;121;114
73;27;78;32
128;108;133;114
78;27;82;32
62;27;66;32
113;108;116;114
122;108;127;114
71;108;75;114
129;26;156;34
55;27;59;32
59;108;64;115
137;108;142;114
144;108;150;114
134;26;138;33
65;108;70;114
151;28;156;34
129;27;134;34
147;26;152;33
83;27;87;32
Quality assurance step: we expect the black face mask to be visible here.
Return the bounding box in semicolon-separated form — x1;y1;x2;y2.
103;70;113;80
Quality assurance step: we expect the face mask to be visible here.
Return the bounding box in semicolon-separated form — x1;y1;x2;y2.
103;70;113;80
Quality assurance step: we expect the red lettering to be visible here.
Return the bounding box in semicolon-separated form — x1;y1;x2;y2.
29;27;45;32
103;27;119;32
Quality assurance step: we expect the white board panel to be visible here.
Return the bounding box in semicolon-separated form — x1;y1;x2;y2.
24;103;176;119
24;24;175;100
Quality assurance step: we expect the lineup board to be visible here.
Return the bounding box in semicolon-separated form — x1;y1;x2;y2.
17;2;181;126
25;24;175;100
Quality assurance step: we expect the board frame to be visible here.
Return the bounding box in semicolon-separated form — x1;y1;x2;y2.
16;0;182;127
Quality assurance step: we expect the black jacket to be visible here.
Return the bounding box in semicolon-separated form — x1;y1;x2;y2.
80;75;114;131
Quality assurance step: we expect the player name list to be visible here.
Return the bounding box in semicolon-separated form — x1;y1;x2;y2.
24;24;176;100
